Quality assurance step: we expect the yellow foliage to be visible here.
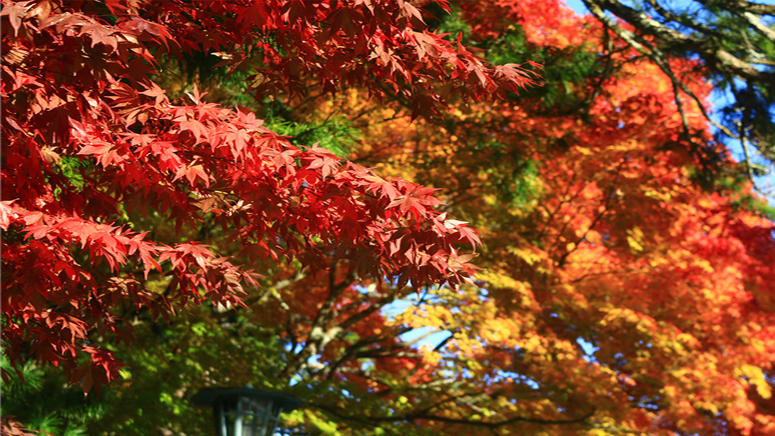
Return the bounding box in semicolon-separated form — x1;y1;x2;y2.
737;364;773;399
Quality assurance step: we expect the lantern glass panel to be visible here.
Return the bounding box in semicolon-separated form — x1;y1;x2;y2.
240;397;267;436
266;404;282;436
216;399;238;436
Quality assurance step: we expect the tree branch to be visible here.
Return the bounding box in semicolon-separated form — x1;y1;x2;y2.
583;0;742;143
696;0;775;17
313;402;596;428
586;0;775;84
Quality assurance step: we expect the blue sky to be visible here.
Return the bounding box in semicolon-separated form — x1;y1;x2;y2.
564;0;587;12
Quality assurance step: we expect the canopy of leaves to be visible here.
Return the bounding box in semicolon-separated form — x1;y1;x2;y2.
3;1;775;436
1;0;526;401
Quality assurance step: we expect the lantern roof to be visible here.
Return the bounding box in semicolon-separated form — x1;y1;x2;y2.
191;387;304;412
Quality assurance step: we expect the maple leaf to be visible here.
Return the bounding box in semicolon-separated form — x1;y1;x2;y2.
79;347;125;395
177;119;209;144
173;164;210;188
387;186;442;219
186;84;207;105
445;220;481;247
306;143;341;179
138;82;168;106
0;1;32;37
0;200;19;230
364;174;400;201
79;21;119;53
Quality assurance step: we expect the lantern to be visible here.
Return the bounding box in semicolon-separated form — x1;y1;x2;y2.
192;387;304;436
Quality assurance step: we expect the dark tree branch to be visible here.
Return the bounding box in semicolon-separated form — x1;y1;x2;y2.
696;0;775;17
282;262;357;376
583;0;743;143
585;0;775;84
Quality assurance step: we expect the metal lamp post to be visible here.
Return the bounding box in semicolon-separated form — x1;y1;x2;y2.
192;387;304;436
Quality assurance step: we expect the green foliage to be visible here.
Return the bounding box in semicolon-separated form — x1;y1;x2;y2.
477;141;542;207
437;6;601;111
484;33;599;110
1;357;107;436
84;310;292;436
2;309;295;436
265;114;361;159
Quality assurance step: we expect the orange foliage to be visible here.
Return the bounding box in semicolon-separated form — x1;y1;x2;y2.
295;2;775;434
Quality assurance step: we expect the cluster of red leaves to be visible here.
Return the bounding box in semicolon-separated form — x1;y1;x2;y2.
0;418;36;436
0;0;521;393
156;0;540;118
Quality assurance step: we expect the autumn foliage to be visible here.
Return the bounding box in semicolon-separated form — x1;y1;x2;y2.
304;2;775;434
2;1;775;436
0;0;535;394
